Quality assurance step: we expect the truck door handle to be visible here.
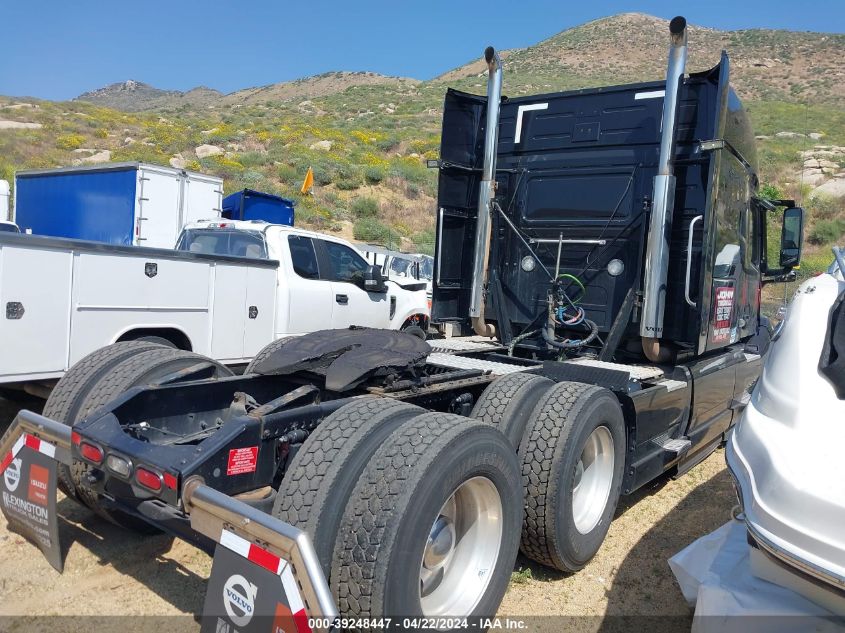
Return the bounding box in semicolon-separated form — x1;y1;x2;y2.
335;294;348;305
685;215;703;308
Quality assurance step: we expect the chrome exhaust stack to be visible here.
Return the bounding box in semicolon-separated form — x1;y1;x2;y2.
640;16;688;362
469;46;502;339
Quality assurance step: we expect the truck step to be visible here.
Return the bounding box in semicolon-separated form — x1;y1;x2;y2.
652;433;692;455
429;337;504;355
427;352;532;375
564;357;664;381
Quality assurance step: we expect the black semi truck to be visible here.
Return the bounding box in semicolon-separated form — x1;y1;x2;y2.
2;16;804;624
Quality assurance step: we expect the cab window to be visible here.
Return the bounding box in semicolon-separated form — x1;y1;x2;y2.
178;229;267;258
288;235;320;279
322;240;368;283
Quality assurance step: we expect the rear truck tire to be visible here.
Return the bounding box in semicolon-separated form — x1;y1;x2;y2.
471;373;553;449
68;348;233;530
42;341;169;500
332;413;522;623
245;336;294;374
273;398;423;577
519;381;625;572
128;335;177;348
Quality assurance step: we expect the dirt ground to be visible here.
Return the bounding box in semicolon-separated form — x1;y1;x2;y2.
0;395;735;631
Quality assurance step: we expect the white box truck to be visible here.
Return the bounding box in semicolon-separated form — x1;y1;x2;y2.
13;163;223;248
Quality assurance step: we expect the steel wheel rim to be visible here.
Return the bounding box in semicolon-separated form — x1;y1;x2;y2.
419;476;503;617
572;425;614;534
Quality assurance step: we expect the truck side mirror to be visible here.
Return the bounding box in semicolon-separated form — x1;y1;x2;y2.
779;207;804;269
363;264;388;293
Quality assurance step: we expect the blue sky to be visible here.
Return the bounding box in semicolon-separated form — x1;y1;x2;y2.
1;0;842;101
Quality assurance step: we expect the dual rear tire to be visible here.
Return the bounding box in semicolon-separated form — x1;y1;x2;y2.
43;342;233;529
472;374;626;573
275;399;523;622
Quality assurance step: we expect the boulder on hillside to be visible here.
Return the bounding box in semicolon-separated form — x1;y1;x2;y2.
0;120;42;129
73;150;111;166
812;177;845;199
170;154;188;169
800;169;827;186
310;140;333;151
195;144;223;159
776;131;805;138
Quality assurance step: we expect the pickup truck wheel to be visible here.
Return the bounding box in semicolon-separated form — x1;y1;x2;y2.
471;373;553;449
273;398;422;577
43;341;169;500
70;348;233;531
332;413;522;622
245;336;294;374
401;325;427;340
519;381;625;572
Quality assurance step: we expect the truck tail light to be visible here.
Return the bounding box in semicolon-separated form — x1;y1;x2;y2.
135;467;163;492
106;454;132;478
163;472;178;490
79;442;104;465
71;431;82;446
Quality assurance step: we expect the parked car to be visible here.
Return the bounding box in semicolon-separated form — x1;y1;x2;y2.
727;248;845;615
360;244;434;297
0;220;429;398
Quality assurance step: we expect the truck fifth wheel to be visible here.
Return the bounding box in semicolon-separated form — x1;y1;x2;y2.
1;16;805;624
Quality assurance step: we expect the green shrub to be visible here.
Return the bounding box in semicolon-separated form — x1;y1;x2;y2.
412;228;436;255
277;164;299;186
759;182;783;200
351;196;379;218
335;165;362;191
353;217;400;245
364;165;385;184
808;219;845;245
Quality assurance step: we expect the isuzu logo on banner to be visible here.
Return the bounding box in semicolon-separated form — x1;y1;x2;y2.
0;437;63;572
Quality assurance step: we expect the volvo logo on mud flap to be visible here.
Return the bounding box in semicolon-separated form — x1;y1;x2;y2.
223;574;257;627
144;262;158;278
3;458;21;492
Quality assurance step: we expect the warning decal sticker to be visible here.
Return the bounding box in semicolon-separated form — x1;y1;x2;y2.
712;286;735;343
227;447;259;476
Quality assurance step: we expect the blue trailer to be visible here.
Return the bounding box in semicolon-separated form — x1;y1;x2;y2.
222;189;295;226
14;163;223;248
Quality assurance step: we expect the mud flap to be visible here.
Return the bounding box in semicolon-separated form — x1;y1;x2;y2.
202;530;313;633
0;411;337;627
0;414;72;572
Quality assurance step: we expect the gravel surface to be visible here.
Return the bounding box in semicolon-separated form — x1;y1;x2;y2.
0;396;735;631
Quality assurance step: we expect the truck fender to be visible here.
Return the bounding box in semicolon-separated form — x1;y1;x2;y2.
387;287;430;330
112;324;193;351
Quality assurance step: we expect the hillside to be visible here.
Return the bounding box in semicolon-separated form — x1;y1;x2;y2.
2;13;844;264
77;73;419;112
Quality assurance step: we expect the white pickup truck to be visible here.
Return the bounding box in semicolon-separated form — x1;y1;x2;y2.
0;220;429;397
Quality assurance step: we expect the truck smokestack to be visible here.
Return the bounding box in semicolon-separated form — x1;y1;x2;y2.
469;46;502;339
640;16;687;362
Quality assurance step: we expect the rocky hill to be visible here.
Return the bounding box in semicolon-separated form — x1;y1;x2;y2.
77;73;418;112
2;13;844;269
77;80;223;112
441;13;845;106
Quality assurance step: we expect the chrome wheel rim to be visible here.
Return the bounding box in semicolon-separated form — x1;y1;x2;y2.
572;425;614;535
419;476;503;617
